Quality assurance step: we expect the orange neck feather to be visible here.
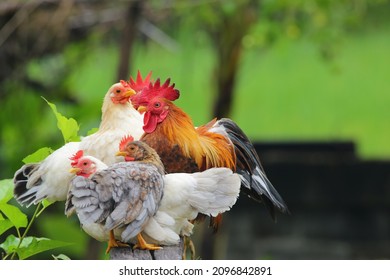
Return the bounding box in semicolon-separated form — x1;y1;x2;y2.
153;103;236;170
155;104;205;167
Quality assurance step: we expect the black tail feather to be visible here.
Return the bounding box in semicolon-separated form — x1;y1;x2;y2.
217;118;290;220
13;163;40;206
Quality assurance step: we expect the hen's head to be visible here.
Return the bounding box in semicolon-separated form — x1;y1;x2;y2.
116;137;164;173
130;77;179;109
120;70;153;107
69;150;105;178
116;135;135;161
117;139;152;161
107;82;136;105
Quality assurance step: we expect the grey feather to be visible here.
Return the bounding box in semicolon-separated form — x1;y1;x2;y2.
78;207;104;225
69;161;164;243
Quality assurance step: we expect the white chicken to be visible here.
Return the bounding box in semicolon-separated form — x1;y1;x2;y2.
65;138;241;253
13;72;151;206
143;167;241;246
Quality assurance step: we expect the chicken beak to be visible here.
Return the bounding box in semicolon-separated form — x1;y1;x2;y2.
123;88;136;97
138;106;147;113
116;151;127;157
69;167;81;174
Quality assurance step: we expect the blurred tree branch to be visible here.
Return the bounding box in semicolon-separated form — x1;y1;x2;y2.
209;0;259;119
116;0;142;80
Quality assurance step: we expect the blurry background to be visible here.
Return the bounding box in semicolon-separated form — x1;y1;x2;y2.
0;0;389;259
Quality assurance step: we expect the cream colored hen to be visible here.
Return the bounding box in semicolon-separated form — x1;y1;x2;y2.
13;74;150;206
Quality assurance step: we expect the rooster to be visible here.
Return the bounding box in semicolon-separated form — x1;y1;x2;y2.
13;72;151;206
130;78;289;230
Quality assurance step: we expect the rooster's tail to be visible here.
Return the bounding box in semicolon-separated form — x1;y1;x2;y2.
213;118;290;221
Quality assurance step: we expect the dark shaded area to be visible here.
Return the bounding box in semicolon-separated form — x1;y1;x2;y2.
220;141;390;259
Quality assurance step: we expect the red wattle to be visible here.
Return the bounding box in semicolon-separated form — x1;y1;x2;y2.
125;156;135;162
143;111;158;133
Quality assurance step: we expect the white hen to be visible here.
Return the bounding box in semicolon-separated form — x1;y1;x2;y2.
142;167;241;246
13;79;147;206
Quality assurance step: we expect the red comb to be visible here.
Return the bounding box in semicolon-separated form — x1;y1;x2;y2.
70;150;84;166
119;135;134;151
135;78;180;106
122;70;152;92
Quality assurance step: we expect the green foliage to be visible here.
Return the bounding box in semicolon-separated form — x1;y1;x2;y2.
0;180;27;233
52;253;71;260
22;147;54;164
0;179;70;260
0;179;13;204
0;235;69;260
87;127;99;136
0;100;80;259
43;97;80;143
0;203;27;230
0;215;13;236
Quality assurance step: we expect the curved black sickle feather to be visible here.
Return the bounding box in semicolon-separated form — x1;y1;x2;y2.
217;118;290;221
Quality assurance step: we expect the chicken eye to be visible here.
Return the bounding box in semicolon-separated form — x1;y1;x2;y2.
115;89;121;94
154;102;161;108
83;162;88;166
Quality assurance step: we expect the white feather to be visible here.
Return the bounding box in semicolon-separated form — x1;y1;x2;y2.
141;167;241;245
23;142;80;205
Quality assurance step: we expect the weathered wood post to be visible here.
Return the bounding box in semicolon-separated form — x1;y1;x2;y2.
110;237;184;260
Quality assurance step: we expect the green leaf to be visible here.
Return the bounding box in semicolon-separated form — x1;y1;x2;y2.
22;147;54;164
0;179;13;203
0;234;20;254
52;253;71;260
41;199;54;209
0;218;13;236
43;97;80;143
18;237;71;260
0;204;28;229
0;235;70;259
86;127;99;136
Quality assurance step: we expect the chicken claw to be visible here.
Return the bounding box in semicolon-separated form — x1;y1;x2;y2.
133;233;162;251
106;230;129;254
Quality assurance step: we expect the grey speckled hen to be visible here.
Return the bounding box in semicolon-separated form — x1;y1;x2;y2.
66;141;165;253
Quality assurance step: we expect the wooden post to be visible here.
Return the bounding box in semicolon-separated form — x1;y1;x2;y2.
110;237;184;260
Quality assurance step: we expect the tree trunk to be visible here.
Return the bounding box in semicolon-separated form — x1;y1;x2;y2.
212;43;242;119
116;0;142;81
209;1;259;119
